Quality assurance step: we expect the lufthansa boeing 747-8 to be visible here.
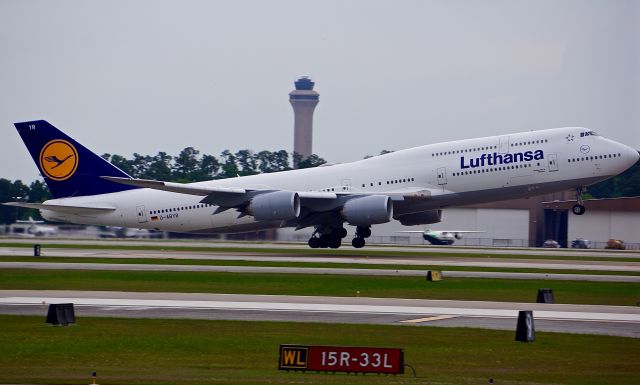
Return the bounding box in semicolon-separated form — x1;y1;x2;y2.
4;121;638;248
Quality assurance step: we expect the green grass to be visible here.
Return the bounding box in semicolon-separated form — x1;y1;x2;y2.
0;315;638;385
2;241;638;262
2;269;639;305
2;255;639;276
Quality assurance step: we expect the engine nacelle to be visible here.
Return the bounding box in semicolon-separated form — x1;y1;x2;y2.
396;209;442;226
341;195;393;226
247;191;300;221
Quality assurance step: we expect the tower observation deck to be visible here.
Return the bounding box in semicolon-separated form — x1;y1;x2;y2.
289;77;319;166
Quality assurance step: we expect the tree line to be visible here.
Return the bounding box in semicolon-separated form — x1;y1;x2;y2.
100;148;326;182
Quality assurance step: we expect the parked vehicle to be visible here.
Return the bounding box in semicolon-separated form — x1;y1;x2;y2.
605;239;626;250
571;238;591;249
543;239;560;248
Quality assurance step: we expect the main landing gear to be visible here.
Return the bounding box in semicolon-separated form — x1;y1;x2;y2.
351;226;371;249
572;187;586;216
307;225;372;249
308;226;348;249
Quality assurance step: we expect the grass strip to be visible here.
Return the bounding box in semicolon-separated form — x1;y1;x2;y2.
0;315;638;385
1;269;638;305
2;242;638;262
1;255;639;276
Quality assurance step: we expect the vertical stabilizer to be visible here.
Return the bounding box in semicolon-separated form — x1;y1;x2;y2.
14;120;138;198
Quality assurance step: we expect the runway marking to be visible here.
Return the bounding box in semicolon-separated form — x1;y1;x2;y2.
2;296;639;323
400;315;458;323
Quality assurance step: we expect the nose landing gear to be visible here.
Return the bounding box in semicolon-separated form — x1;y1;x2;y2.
572;187;586;215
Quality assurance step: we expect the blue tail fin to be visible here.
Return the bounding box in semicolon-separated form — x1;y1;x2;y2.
14;120;139;198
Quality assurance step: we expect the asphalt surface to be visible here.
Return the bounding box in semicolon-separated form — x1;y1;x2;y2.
1;247;639;272
1;290;638;338
3;237;640;258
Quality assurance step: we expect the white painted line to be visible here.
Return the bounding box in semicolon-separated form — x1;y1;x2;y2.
2;296;639;323
400;315;458;323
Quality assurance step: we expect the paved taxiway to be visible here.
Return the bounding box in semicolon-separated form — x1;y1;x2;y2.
2;261;639;282
2;247;639;272
1;290;638;338
3;238;640;258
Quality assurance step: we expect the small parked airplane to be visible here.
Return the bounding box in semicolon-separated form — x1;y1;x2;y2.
397;229;485;245
4;120;638;248
15;217;58;237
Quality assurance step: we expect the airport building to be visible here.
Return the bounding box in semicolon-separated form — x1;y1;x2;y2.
289;77;319;166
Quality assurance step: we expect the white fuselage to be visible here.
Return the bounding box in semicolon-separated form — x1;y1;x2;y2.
40;127;639;233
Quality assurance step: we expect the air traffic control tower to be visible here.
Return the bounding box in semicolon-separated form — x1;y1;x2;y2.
289;77;319;166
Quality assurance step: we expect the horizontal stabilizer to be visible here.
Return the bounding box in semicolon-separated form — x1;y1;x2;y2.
3;202;116;215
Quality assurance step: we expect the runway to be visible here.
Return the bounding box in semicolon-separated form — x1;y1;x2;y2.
1;290;638;338
1;261;639;282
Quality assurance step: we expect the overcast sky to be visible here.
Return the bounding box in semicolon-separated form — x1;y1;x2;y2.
1;0;638;182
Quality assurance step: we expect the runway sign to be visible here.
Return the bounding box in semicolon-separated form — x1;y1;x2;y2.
279;345;404;374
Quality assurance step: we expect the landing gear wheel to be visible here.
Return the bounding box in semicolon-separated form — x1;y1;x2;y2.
572;204;586;216
308;237;320;248
329;237;342;249
573;187;586;215
352;237;365;249
338;228;348;238
318;234;332;248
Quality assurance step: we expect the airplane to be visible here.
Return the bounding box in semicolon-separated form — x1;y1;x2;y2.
15;216;58;236
3;120;638;249
397;229;485;245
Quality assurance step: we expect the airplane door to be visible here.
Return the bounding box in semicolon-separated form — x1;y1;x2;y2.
136;205;148;223
499;136;510;154
437;167;447;185
341;179;352;192
548;154;558;172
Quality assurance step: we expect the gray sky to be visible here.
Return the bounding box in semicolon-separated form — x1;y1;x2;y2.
1;0;638;182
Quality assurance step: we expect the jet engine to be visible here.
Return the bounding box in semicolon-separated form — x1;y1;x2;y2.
396;209;442;226
341;195;393;226
247;191;300;221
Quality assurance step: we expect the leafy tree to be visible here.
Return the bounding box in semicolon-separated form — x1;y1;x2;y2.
272;150;291;171
194;154;220;181
173;147;199;180
109;154;136;176
235;149;258;176
297;154;327;169
147;152;173;181
28;180;51;203
218;150;239;179
130;153;151;179
256;150;275;173
0;179;31;224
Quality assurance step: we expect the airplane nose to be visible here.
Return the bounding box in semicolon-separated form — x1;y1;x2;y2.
622;144;639;166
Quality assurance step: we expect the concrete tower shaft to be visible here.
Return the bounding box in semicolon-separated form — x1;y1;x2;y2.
289;77;319;165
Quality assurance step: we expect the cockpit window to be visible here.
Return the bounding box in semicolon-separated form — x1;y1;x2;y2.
580;131;598;137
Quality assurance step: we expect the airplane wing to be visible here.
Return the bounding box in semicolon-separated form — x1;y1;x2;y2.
102;176;436;225
3;201;116;215
102;176;434;204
